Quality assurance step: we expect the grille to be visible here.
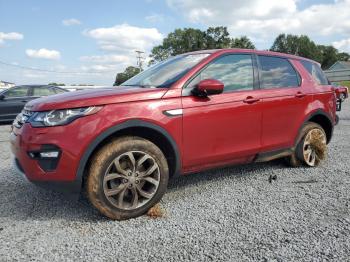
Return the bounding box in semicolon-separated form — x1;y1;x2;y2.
13;110;34;128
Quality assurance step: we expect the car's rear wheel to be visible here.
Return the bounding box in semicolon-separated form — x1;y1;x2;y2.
86;136;169;220
287;122;327;167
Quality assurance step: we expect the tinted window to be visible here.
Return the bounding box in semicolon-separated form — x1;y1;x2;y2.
4;86;28;97
258;56;299;88
33;87;56;96
188;54;254;92
301;60;329;85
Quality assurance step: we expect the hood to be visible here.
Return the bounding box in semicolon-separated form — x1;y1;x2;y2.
25;86;168;111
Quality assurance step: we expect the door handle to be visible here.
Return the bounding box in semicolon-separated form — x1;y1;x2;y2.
243;96;260;104
295;92;305;98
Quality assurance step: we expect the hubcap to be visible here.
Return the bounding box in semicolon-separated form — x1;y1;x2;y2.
103;151;160;210
303;128;326;166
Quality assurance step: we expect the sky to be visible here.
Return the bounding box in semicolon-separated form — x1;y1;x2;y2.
0;0;350;86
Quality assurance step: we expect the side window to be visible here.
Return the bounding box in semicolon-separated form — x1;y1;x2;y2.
301;60;329;85
187;54;254;92
258;56;300;88
54;88;66;94
33;87;56;97
4;86;29;98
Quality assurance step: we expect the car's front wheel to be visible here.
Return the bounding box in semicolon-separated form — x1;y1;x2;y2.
86;136;169;220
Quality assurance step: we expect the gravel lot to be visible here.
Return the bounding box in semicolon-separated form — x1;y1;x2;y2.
0;102;349;262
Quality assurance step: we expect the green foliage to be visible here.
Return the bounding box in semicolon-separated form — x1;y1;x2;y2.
149;28;207;64
340;81;350;88
231;36;255;49
317;45;339;70
270;34;350;69
270;34;322;63
337;52;350;62
148;29;349;69
149;26;254;64
48;82;65;86
113;66;141;86
205;26;231;49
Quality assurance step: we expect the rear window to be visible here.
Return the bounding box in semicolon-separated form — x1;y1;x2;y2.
258;56;300;89
301;60;329;85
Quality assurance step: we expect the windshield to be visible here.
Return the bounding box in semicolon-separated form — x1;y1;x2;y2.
122;53;210;88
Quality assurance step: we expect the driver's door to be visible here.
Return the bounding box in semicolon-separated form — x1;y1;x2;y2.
181;54;263;173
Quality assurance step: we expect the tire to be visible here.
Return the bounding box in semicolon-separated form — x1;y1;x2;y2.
86;136;169;220
286;122;327;167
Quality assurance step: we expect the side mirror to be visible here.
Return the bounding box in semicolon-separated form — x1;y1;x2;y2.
192;79;224;97
0;94;5;100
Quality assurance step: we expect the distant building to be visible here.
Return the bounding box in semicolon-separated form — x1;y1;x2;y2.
324;61;350;83
0;80;15;88
328;61;350;71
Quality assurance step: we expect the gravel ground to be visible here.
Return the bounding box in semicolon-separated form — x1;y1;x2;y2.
0;102;350;262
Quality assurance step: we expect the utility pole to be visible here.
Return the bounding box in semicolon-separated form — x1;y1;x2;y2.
135;50;145;71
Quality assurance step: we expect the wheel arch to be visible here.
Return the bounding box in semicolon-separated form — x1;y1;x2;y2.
298;109;334;144
76;120;181;189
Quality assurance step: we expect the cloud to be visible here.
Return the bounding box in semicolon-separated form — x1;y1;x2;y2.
62;18;82;26
80;54;131;64
145;13;165;23
167;0;350;48
333;38;350;53
84;23;163;53
80;64;122;73
0;32;23;45
26;48;61;60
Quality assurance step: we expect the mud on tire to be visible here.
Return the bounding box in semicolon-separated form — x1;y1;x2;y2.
286;122;327;167
86;136;169;220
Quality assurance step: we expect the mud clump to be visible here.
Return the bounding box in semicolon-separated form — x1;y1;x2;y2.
147;203;166;218
310;131;327;162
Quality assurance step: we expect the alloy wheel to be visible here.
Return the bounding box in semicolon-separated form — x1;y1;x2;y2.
302;128;327;166
103;151;160;210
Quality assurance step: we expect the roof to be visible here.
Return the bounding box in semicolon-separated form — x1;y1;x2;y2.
182;48;315;63
328;61;350;70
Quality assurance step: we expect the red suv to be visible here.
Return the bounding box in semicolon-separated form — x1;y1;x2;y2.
11;49;337;220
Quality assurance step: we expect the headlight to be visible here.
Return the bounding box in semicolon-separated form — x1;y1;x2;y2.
29;106;102;127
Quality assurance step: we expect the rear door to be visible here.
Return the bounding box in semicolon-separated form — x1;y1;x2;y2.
256;55;312;152
0;86;30;121
182;53;263;172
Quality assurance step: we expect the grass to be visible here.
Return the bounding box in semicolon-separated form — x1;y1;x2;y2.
340;81;350;88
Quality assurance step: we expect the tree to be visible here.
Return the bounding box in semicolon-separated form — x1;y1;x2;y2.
269;34;350;69
337;52;350;62
270;34;322;63
149;28;207;65
317;45;339;69
231;36;255;49
205;26;231;49
113;66;141;86
48;82;65;86
149;26;253;64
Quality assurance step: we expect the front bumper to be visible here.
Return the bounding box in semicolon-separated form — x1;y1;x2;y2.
12;155;81;194
12;156;29;182
10;122;89;194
